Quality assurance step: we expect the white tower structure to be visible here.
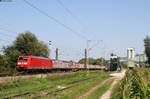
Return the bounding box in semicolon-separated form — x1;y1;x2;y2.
127;48;135;59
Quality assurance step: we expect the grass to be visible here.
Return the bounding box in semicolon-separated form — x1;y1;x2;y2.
56;72;110;99
110;81;122;99
88;79;113;99
0;70;110;99
0;78;52;98
59;78;102;99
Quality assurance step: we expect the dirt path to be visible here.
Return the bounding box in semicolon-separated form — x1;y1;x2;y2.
77;78;114;99
76;70;126;99
99;70;126;99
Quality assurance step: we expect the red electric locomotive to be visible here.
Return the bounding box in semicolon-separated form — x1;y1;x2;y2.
17;56;53;71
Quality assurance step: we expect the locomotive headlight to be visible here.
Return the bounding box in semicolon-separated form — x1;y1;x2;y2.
23;63;28;65
18;62;21;65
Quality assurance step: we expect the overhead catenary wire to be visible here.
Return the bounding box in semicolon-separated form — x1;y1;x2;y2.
23;0;87;40
0;26;17;34
56;0;87;31
0;32;15;39
0;38;11;43
0;24;20;42
0;26;18;41
89;40;103;50
0;25;18;49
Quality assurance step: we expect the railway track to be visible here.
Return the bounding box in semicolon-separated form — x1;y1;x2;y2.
0;73;21;77
0;69;104;78
2;77;95;99
0;71;76;83
0;70;77;77
0;72;32;77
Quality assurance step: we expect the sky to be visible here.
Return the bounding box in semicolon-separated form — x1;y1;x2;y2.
0;0;150;61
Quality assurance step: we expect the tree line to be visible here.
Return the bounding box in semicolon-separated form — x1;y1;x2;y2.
78;57;109;66
0;31;49;73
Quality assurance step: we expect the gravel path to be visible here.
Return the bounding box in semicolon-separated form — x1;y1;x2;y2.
100;70;126;99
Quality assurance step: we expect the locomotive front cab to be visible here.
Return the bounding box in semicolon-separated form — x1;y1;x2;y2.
17;56;30;71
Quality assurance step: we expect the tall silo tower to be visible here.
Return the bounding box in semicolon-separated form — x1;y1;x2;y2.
127;48;135;68
127;48;135;59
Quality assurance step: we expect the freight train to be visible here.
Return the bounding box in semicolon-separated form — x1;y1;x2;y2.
17;56;106;72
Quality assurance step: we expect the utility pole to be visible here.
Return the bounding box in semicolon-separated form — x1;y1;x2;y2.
55;48;59;60
84;48;87;68
49;41;52;58
86;40;91;69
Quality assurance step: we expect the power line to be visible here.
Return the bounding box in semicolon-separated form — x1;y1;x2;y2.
0;38;11;43
23;0;87;40
0;32;15;39
0;26;18;43
56;0;100;42
0;26;17;34
56;0;87;30
0;26;17;41
89;40;103;50
0;26;17;45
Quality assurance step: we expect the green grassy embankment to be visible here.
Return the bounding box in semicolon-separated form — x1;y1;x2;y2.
0;70;110;99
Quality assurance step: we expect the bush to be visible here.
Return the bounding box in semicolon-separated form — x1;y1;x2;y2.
112;68;150;99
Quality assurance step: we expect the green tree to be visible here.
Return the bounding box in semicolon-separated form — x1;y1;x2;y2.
13;31;49;57
78;58;85;64
88;58;96;65
144;36;150;64
0;54;9;73
5;50;22;68
3;31;49;68
0;54;8;67
78;57;108;66
78;58;95;65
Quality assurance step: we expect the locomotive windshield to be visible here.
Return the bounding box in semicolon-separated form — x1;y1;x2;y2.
18;57;28;61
